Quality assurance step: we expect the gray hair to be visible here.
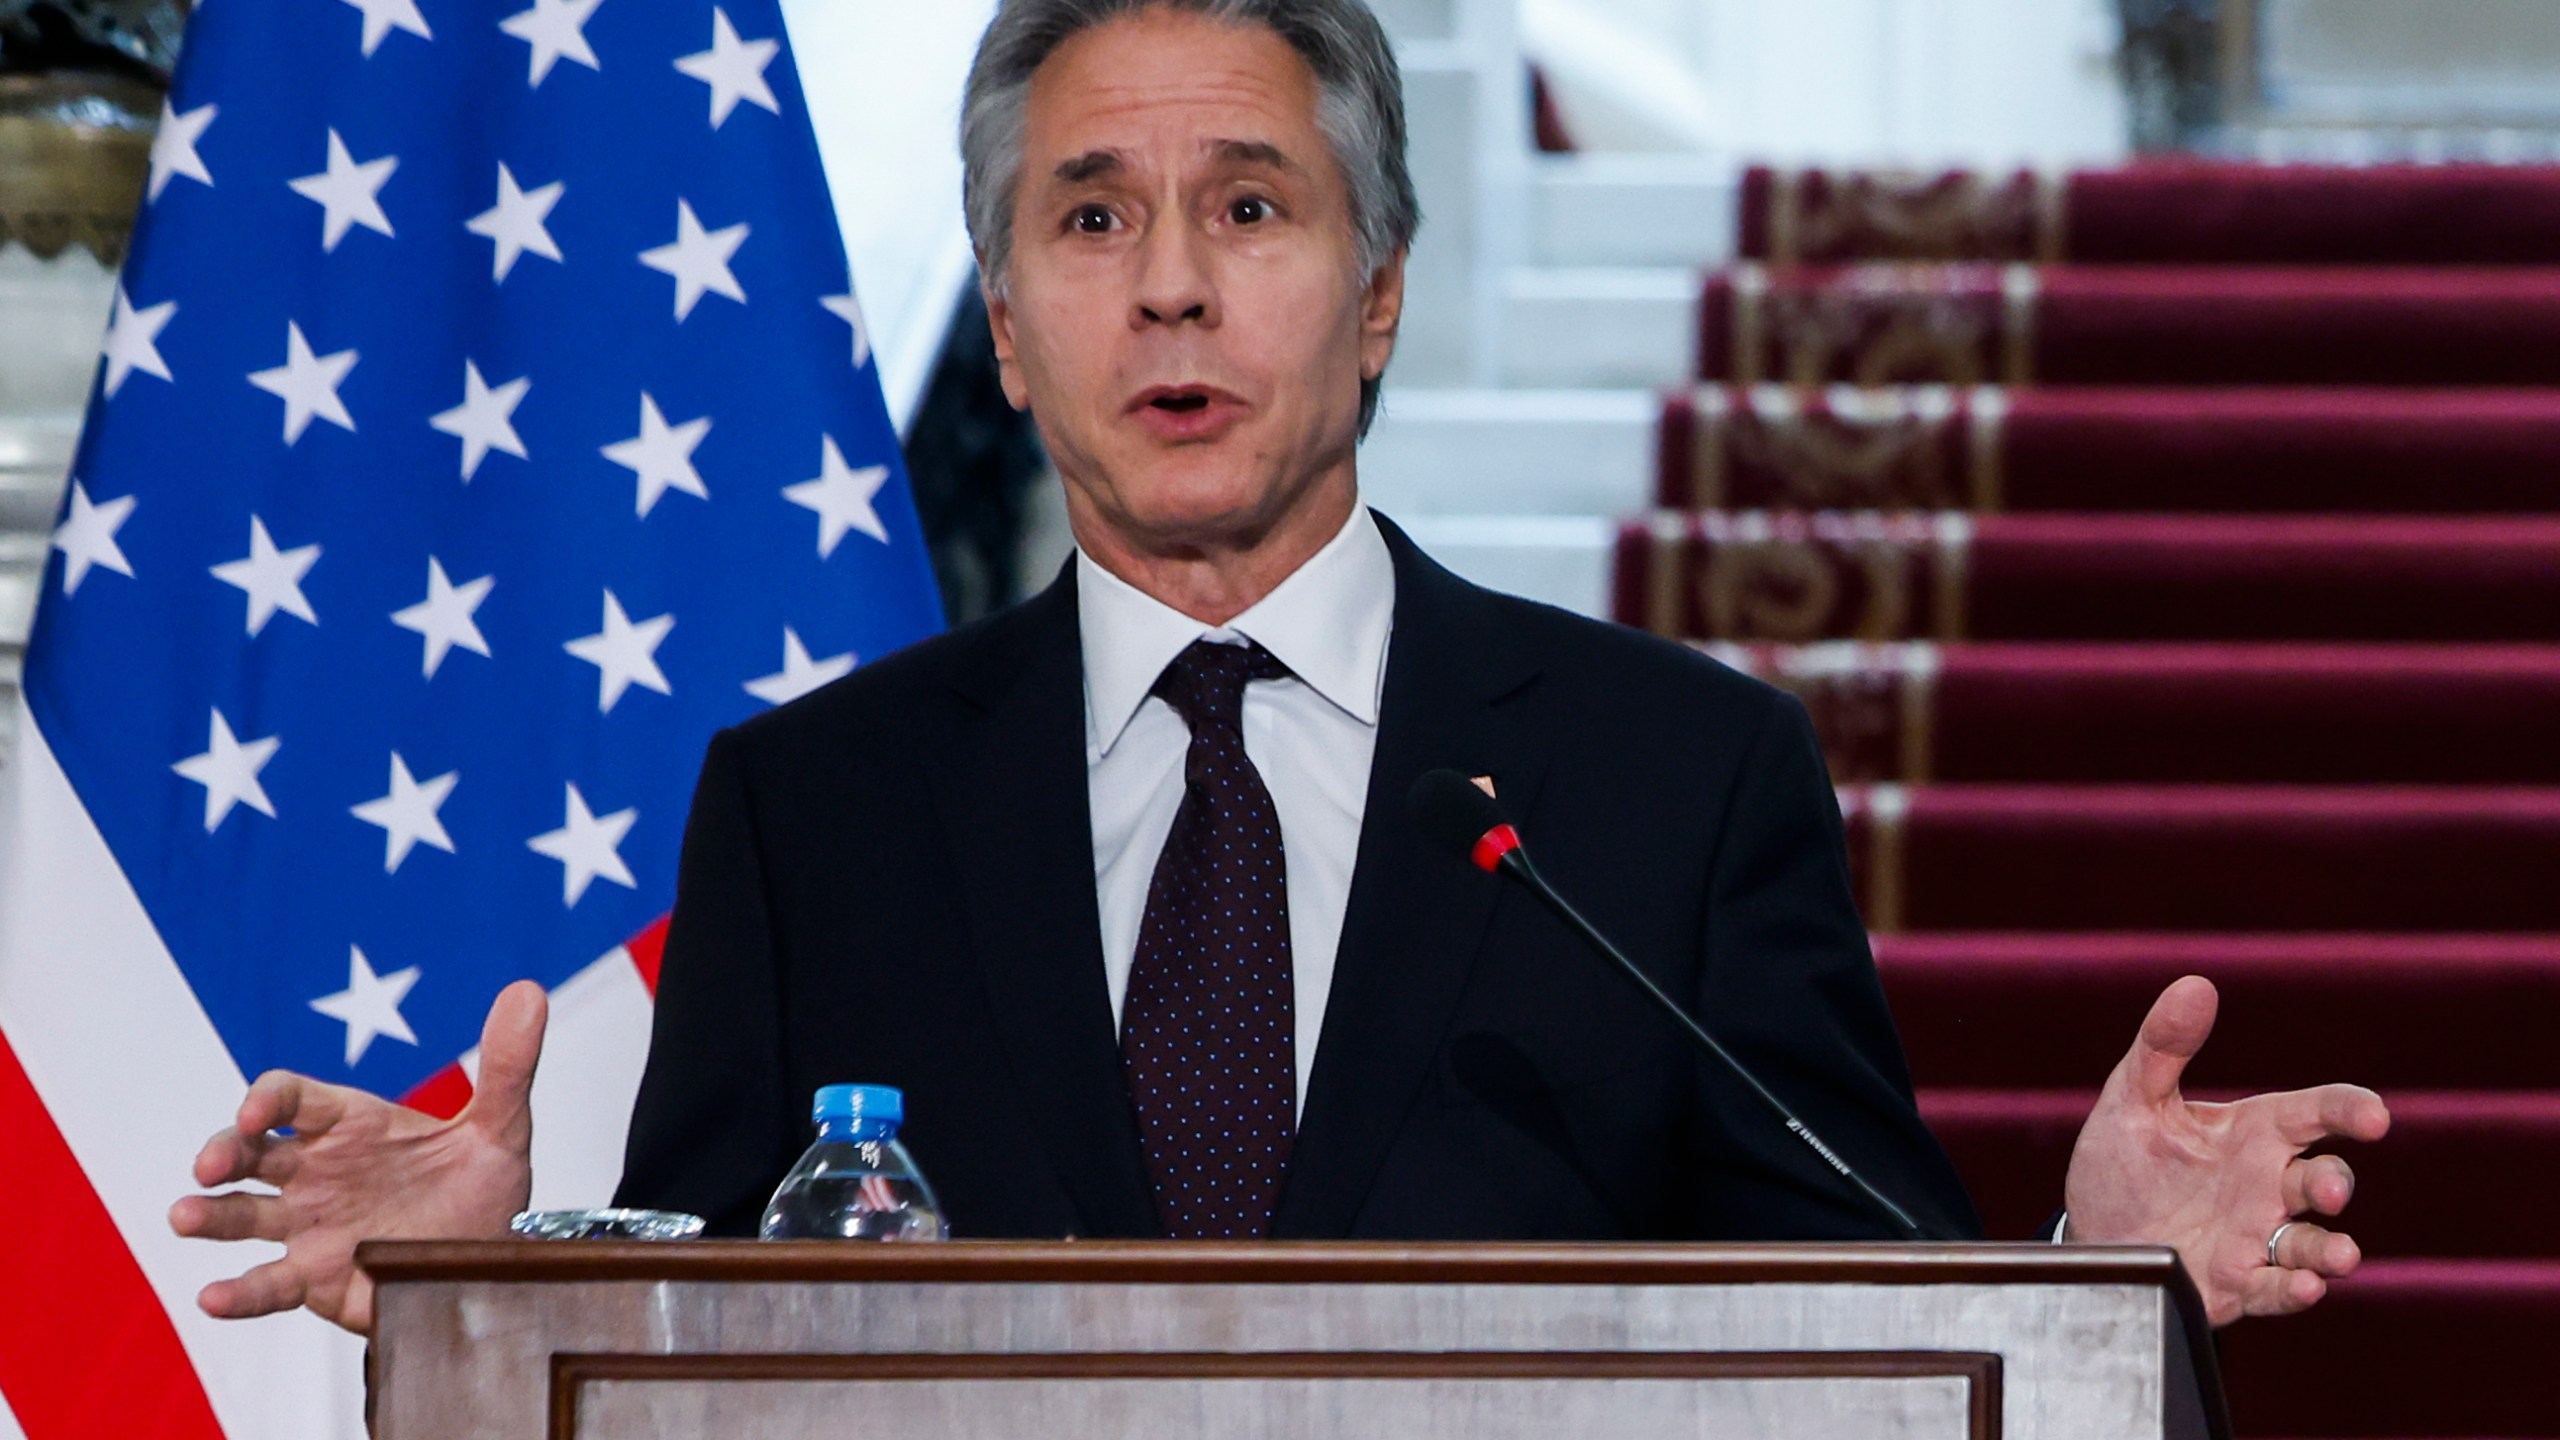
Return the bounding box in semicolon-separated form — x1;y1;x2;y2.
960;0;1421;433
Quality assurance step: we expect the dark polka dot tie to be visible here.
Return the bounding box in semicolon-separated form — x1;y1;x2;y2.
1120;638;1297;1239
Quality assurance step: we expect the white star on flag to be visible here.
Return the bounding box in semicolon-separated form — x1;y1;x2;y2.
50;480;137;596
308;946;421;1066
100;285;176;397
430;361;530;480
565;589;674;712
341;0;432;56
288;129;399;252
391;557;494;677
745;626;855;706
498;0;604;86
783;435;890;557
248;321;359;444
820;291;871;368
210;515;322;636
350;753;458;873
600;393;710;516
146;99;216;202
173;708;280;832
639;199;748;321
674;7;781;128
527;783;638;905
465;163;564;281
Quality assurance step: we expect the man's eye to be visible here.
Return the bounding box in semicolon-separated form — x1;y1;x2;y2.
1071;205;1115;234
1229;196;1273;226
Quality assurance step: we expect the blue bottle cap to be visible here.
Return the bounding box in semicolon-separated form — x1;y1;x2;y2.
812;1083;903;1132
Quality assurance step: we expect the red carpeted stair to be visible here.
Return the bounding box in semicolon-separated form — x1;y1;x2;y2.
1743;162;2560;266
1701;264;2560;388
1705;643;2560;784
1617;512;2560;643
1837;786;2560;933
1876;934;2560;1092
1624;162;2560;1436
1658;387;2560;514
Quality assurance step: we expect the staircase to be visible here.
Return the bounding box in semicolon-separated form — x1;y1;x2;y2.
1616;161;2560;1439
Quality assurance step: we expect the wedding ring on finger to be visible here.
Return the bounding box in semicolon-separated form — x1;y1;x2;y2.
2267;1220;2300;1267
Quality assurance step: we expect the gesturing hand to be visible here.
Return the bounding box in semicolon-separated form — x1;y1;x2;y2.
168;980;548;1334
2062;975;2391;1328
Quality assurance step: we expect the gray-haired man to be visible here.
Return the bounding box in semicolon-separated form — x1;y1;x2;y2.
176;0;2386;1335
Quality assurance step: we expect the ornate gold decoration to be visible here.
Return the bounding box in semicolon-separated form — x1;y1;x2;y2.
1718;265;2025;390
1897;644;1937;787
1726;263;1771;386
1698;642;1939;786
1839;784;1909;934
1636;511;1687;639
1700;529;1849;642
1670;511;1953;644
1682;386;2011;515
0;75;156;266
1965;386;2007;513
1766;167;2066;265
1680;388;1732;511
1929;513;1971;642
1687;385;1962;512
1999;263;2038;387
1643;513;1971;646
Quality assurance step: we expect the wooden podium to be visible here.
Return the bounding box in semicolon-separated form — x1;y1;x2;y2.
358;1241;2228;1440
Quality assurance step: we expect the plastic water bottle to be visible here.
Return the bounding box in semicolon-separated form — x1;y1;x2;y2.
759;1084;948;1241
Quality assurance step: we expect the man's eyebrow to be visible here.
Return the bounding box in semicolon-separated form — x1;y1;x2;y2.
1210;139;1303;174
1052;150;1125;185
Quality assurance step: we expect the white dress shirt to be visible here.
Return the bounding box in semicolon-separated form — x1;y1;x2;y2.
1079;505;1396;1112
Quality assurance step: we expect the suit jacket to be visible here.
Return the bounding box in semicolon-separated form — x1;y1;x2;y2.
615;516;1983;1242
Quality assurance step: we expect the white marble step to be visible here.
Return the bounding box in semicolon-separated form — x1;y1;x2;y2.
1;533;44;650
0;645;18;768
0;245;113;417
1360;386;1657;518
1393;513;1619;619
0;414;79;535
1529;155;1737;269
1498;266;1698;390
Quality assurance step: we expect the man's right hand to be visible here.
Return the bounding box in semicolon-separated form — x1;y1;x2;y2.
168;980;548;1334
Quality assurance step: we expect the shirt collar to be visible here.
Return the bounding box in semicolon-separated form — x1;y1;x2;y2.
1079;505;1396;757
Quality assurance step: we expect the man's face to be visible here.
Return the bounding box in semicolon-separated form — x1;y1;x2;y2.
987;7;1404;556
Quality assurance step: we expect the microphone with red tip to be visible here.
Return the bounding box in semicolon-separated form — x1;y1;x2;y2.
1407;768;1938;1242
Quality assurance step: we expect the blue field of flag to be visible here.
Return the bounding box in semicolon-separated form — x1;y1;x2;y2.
32;0;942;1100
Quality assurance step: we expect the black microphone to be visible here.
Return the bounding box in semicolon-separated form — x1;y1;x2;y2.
1408;768;1939;1242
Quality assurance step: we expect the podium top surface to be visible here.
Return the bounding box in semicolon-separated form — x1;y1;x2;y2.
359;1242;2230;1440
359;1238;2190;1290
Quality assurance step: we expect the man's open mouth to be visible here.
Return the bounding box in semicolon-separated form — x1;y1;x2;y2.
1130;384;1240;415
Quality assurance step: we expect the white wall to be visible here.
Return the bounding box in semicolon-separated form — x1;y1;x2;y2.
1527;0;2131;167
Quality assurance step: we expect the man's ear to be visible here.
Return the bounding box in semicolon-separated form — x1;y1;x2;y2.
1360;246;1408;382
982;273;1032;412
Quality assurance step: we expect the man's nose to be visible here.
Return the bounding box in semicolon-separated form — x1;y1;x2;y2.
1130;216;1219;330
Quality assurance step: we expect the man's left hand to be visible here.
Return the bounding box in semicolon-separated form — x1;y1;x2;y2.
2061;975;2391;1327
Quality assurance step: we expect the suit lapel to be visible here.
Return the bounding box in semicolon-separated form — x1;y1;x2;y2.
1272;518;1549;1238
933;571;1160;1238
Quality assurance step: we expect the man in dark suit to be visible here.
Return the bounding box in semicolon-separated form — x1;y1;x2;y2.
613;514;1983;1245
173;0;2385;1335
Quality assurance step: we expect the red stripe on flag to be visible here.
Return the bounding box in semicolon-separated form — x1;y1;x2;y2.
0;1025;228;1440
401;1062;474;1120
626;915;669;997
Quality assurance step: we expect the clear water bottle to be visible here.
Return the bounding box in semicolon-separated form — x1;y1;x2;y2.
760;1083;948;1241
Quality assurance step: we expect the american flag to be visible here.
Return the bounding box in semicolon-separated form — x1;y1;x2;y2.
0;0;941;1433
